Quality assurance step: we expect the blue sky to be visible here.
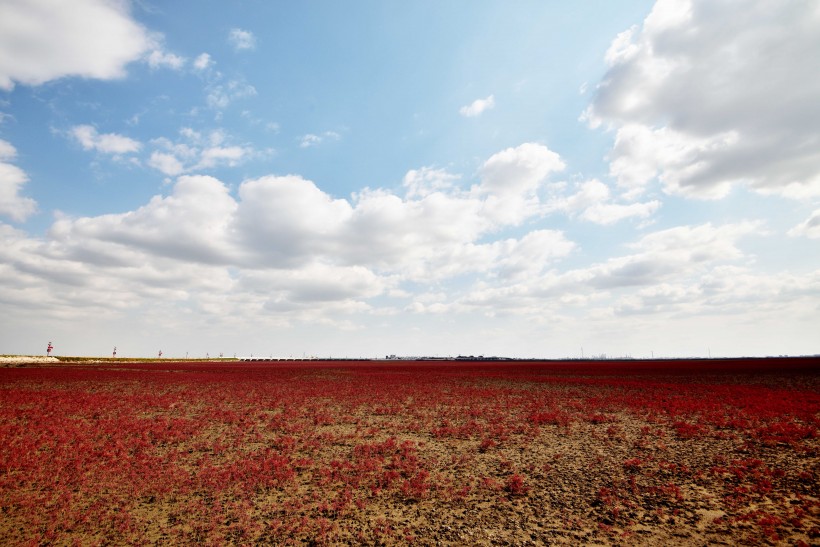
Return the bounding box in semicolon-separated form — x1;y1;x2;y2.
1;0;818;359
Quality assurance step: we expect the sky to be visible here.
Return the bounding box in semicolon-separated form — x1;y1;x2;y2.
1;0;819;359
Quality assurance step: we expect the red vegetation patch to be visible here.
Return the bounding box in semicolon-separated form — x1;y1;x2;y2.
0;357;818;544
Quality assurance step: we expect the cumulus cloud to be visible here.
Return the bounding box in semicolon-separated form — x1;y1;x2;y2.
70;125;142;155
460;94;495;117
193;53;213;71
630;221;758;254
235;175;354;267
562;180;611;212
147;128;253;175
233;176;492;278
4;125;807;349
477;143;565;225
493;230;576;281
0;139;37;222
0;0;152;90
788;209;820;240
479;143;564;195
567;221;762;302
0;217;236;324
402;167;460;198
241;263;387;308
552;179;661;224
228;28;256;51
198;146;247;168
594;221;761;288
146;49;185;70
0;140;16;159
0;142;580;324
147;151;185;176
459;220;771;319
206;80;257;109
582;201;660;225
1;144;816;353
586;0;820;199
50;175;239;265
299;131;341;148
341;188;491;278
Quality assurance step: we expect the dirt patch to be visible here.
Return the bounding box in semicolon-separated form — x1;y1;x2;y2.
0;355;60;366
0;359;817;545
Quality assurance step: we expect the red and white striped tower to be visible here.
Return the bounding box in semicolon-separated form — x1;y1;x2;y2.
47;342;53;356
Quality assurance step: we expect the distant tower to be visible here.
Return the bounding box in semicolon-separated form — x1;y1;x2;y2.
113;346;117;358
47;341;53;356
158;350;163;358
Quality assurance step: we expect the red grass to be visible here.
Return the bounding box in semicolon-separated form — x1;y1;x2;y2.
0;357;817;544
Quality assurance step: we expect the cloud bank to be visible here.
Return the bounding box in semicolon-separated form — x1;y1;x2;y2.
0;0;152;90
586;0;820;199
0;140;36;221
2;139;815;350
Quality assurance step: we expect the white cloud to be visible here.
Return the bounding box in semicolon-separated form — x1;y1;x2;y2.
587;0;820;199
193;53;213;71
299;134;322;148
493;230;576;281
0;165;571;329
148;151;185;176
562;179;611;212
198;146;248;169
402;167;460;198
51;175;240;265
241;263;387;307
581;201;660;225
0;144;575;319
228;28;256;51
0;144;816;356
459;94;495;117
340;187;491;278
88;152;568;285
459;221;766;318
299;131;341;148
479;143;565;195
628;221;759;259
551;179;661;225
607;123;742;200
0;0;152;90
0;139;37;222
788;209;820;240
477;143;565;225
206;80;257;109
0;141;15;160
147;128;253;175
71;125;142;155
235;175;354;267
146;49;185;70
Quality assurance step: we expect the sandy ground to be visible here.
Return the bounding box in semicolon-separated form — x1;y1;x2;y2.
0;355;60;366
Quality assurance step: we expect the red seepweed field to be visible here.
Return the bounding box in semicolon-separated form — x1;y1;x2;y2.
1;357;818;545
